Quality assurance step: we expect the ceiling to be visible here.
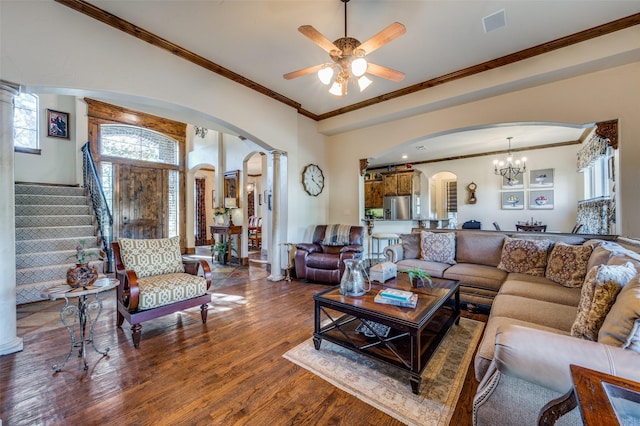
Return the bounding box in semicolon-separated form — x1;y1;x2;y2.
70;1;639;166
87;0;639;117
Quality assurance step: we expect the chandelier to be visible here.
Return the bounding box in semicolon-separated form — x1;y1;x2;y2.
493;137;526;185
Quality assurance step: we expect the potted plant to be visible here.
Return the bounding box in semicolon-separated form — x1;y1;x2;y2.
66;240;101;288
401;268;433;289
212;241;229;264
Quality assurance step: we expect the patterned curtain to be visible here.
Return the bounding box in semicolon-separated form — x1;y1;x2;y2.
195;177;207;246
576;198;614;235
577;132;608;171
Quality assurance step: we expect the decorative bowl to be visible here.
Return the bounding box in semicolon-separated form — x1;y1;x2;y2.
535;196;548;205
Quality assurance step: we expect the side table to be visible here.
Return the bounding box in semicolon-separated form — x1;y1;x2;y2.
41;277;118;372
538;364;640;425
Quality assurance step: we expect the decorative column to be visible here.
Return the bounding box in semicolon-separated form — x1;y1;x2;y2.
0;80;23;355
267;150;284;281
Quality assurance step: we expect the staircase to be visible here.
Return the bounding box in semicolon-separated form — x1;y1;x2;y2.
15;183;103;305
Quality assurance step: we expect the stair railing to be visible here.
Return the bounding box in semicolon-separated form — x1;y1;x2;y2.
81;142;114;272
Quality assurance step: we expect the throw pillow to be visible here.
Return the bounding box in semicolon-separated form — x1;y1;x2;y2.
545;242;593;287
598;275;640;348
400;233;420;259
571;262;636;341
118;236;184;278
497;237;552;276
420;231;456;264
623;320;640;352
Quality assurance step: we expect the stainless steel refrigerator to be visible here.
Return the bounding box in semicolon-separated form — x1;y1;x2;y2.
383;195;411;220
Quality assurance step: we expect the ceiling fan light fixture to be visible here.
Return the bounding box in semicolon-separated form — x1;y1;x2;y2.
351;57;368;77
329;81;343;96
318;66;334;85
357;75;372;92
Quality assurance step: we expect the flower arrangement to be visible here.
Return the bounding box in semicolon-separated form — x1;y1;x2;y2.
214;207;229;217
68;240;100;264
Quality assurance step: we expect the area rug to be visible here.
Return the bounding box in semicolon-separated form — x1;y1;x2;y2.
283;317;484;426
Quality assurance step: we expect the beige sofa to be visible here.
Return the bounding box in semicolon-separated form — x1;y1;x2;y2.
385;231;640;424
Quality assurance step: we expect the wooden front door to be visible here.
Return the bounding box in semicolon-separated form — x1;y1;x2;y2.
118;164;166;239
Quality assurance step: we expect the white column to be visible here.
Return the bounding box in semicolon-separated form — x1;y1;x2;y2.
267;150;283;281
0;80;23;355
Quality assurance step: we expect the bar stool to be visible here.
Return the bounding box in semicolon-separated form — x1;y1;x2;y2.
371;233;400;264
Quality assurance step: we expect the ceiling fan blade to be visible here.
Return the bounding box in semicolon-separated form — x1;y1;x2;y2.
283;64;325;80
298;25;341;54
366;63;405;82
357;22;406;55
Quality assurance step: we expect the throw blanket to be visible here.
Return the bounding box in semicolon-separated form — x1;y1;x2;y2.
322;224;351;246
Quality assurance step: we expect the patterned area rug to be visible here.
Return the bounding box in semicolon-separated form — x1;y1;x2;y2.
283;317;484;426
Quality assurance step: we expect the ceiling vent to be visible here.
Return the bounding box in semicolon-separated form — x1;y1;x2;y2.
483;9;506;33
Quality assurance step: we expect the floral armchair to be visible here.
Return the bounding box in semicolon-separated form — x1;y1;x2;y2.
294;225;364;284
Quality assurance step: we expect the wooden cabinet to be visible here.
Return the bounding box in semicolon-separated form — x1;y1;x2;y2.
365;180;383;208
383;174;398;196
383;171;414;196
397;172;413;195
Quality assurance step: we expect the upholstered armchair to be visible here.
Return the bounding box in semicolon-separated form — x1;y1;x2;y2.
295;225;364;284
112;236;212;348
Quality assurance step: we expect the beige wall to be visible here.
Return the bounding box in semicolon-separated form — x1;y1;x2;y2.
325;62;640;238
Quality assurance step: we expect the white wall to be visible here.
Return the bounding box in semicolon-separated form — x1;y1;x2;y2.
14;94;77;185
414;144;581;233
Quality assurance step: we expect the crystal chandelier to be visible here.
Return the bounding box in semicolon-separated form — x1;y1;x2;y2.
493;137;526;185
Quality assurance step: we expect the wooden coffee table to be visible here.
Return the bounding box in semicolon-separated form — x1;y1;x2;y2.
313;275;460;394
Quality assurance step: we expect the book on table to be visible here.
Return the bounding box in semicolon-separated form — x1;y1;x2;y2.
378;288;414;301
374;290;418;308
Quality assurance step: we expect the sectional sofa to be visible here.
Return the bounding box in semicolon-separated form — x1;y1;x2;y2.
384;230;640;424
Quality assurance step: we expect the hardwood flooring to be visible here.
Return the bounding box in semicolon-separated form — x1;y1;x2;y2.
1;265;487;425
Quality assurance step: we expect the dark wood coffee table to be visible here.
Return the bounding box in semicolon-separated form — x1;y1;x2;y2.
313;275;460;394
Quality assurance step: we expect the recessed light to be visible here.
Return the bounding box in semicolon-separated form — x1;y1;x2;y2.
402;154;408;159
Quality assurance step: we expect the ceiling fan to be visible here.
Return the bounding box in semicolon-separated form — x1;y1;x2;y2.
283;0;406;97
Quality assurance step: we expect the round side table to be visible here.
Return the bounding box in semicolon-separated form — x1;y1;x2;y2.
41;277;118;372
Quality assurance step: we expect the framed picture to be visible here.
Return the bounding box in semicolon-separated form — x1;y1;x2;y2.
501;190;525;210
501;175;524;189
529;168;554;188
529;189;554;209
46;109;69;139
224;170;240;208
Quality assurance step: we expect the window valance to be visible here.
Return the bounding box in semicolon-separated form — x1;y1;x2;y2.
577;132;608;171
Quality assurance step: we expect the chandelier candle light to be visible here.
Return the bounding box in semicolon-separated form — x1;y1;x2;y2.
494;137;526;185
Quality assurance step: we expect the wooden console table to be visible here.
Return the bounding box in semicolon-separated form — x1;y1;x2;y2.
538;364;640;425
210;225;242;264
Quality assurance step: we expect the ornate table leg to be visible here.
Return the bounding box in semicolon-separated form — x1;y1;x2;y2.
538;389;577;426
52;298;79;372
86;293;110;358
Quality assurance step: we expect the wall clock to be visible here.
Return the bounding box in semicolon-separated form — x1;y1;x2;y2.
302;164;324;196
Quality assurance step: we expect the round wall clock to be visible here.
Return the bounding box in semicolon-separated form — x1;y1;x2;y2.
302;164;325;196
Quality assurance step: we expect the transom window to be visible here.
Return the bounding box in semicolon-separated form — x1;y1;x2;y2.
13;92;39;151
100;124;178;165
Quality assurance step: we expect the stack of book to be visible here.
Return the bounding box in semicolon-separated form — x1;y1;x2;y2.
374;288;418;308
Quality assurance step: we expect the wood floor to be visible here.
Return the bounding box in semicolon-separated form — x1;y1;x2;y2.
1;266;487;425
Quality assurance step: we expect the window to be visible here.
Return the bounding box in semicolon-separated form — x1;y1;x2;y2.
100;124;178;165
13;93;39;152
582;153;611;200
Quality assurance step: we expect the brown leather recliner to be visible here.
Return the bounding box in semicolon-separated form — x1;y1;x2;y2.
294;225;364;284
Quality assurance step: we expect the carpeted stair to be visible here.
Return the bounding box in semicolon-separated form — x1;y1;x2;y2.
15;183;103;305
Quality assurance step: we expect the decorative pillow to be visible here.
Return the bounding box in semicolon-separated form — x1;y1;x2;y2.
623;320;640;352
420;232;456;264
400;233;420;259
545;242;593;287
118;236;184;278
571;262;636;341
497;237;552;276
598;275;640;348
